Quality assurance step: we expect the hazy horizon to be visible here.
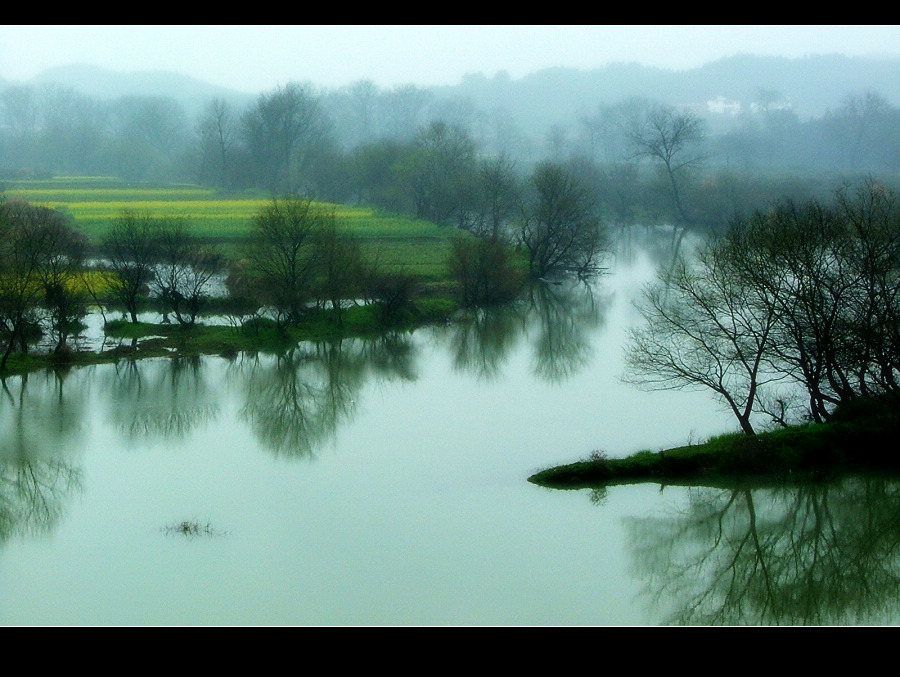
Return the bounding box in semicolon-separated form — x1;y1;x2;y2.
2;25;900;94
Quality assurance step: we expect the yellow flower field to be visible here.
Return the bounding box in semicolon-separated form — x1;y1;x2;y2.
2;178;454;279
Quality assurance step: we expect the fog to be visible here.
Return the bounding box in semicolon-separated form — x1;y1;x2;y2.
2;25;900;93
5;26;900;233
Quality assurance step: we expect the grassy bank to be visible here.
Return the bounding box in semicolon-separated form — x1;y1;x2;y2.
0;177;469;376
0;295;460;377
528;394;900;489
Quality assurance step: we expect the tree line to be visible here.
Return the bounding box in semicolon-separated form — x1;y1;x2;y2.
4;81;900;230
0;200;224;369
0;151;609;369
625;179;900;434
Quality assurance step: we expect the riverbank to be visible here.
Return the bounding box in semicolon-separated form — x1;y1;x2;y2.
0;296;459;377
528;394;900;489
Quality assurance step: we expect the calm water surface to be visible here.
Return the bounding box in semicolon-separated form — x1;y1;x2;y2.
2;229;899;625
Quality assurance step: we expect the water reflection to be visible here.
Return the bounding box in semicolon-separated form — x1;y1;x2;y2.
614;224;696;271
526;281;607;383
232;333;417;459
0;372;84;542
448;303;524;381
0;455;82;541
622;477;900;625
102;356;220;441
448;279;608;383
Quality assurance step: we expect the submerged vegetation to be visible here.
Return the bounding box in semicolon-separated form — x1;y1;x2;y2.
163;519;228;539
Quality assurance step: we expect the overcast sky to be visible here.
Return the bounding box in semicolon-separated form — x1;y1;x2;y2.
2;25;899;94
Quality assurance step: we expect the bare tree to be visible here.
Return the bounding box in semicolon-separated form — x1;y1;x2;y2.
102;210;159;323
448;232;523;308
472;152;521;239
381;84;434;142
310;212;365;327
105;95;189;182
726;200;860;423
407;120;478;227
240;83;332;194
242;198;325;329
0;201;86;367
627;103;706;225
624;238;782;436
626;183;900;432
195;97;237;189
150;218;220;326
519;162;606;280
33;212;87;353
834;180;900;394
825;90;891;171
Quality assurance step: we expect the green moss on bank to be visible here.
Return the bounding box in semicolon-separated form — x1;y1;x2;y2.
0;295;460;377
528;395;900;490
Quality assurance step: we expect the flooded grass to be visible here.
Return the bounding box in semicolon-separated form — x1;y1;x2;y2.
162;519;228;539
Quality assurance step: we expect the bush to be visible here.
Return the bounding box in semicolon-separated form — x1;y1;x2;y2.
448;233;524;307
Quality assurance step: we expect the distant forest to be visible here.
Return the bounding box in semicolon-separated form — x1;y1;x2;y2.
3;54;900;230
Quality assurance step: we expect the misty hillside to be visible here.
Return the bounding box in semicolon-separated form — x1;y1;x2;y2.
5;54;900;133
438;55;900;132
5;51;900;230
27;64;257;117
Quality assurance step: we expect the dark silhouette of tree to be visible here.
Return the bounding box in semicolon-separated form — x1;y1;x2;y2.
241;198;325;329
149;218;220;326
102;210;159;324
627;103;706;226
624;234;782;436
519;161;606;280
310;213;365;328
33;211;87;354
1;201;84;368
447;232;524;308
625;181;900;431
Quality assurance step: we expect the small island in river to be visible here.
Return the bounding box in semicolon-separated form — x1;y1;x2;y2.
528;394;900;490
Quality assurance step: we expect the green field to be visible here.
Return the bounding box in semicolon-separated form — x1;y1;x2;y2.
2;177;455;281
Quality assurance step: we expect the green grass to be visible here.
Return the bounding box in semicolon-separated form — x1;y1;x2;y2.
0;176;472;374
0;290;462;377
2;177;456;278
528;395;900;490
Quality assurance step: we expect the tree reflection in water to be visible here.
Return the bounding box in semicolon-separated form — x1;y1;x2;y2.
235;333;416;459
0;372;84;542
447;303;523;382
103;355;219;440
623;477;900;625
448;279;608;384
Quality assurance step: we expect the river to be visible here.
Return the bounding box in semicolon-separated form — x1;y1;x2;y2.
2;227;898;625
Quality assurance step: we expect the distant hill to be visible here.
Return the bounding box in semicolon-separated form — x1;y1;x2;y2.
25;64;255;117
4;54;900;134
441;54;900;133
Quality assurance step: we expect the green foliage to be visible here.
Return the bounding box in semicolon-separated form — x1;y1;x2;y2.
3;178;455;279
447;232;525;307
